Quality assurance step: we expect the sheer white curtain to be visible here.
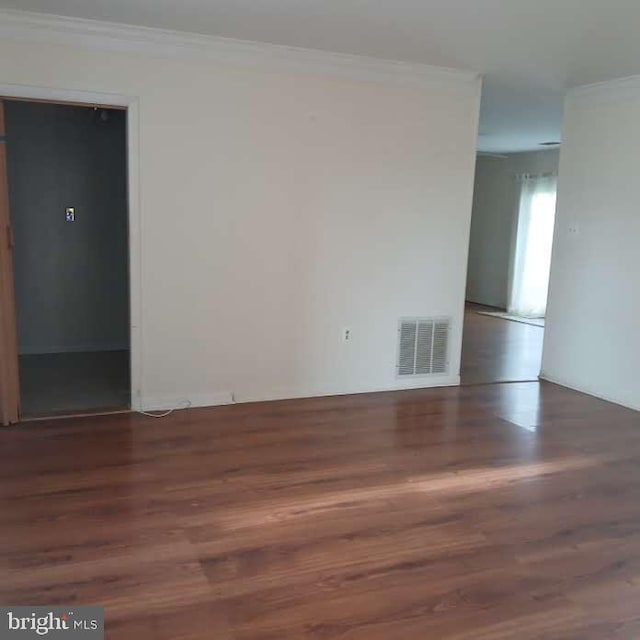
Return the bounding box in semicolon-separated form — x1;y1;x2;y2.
508;173;557;318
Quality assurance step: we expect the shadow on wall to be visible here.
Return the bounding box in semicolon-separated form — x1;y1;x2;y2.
5;101;129;356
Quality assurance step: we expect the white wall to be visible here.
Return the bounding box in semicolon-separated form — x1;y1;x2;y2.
466;149;559;308
0;15;480;409
542;78;640;410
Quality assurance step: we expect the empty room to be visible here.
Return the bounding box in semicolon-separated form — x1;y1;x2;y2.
5;100;130;417
0;2;639;639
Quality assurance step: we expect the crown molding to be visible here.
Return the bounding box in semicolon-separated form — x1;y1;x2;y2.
567;74;640;105
0;8;481;92
0;82;133;107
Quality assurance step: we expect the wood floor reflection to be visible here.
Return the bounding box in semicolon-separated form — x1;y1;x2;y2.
2;381;639;638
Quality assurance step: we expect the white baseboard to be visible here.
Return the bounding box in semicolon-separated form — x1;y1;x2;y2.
234;375;461;405
138;376;460;412
540;371;640;412
140;392;234;412
19;343;129;355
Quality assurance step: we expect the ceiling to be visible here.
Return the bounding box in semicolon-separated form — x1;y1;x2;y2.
3;0;640;152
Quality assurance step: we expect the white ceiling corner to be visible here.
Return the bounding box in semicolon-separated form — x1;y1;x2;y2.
0;8;480;94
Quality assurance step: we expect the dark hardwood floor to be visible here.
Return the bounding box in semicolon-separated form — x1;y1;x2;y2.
1;381;640;638
461;303;544;385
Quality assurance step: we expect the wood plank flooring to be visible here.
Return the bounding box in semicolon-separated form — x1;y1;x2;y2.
461;303;544;385
1;382;640;639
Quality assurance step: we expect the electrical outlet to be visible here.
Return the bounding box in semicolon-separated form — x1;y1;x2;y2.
342;327;351;342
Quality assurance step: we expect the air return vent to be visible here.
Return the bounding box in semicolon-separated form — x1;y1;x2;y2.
397;317;450;377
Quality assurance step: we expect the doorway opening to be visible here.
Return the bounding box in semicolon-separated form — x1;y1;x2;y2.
3;99;130;418
461;151;558;385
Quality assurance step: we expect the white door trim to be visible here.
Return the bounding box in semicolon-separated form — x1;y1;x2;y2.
0;82;143;411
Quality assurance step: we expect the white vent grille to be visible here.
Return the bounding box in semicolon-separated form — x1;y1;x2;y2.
397;317;450;377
